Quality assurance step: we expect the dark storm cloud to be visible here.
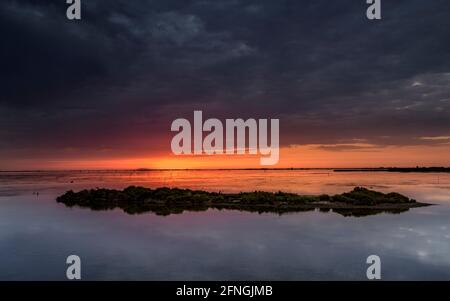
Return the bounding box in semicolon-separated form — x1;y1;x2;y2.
1;0;450;158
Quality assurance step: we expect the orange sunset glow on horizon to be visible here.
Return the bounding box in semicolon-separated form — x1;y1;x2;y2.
2;143;450;171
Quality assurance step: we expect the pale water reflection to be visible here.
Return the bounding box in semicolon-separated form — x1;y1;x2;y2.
0;170;450;280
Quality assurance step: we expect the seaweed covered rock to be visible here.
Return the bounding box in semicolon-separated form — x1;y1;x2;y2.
331;187;415;205
56;186;428;217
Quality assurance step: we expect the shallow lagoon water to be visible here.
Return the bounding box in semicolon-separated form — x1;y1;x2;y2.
1;170;450;280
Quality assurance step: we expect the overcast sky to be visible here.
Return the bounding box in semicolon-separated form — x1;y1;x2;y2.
1;0;450;169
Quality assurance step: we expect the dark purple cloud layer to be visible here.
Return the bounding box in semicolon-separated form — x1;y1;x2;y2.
1;0;450;159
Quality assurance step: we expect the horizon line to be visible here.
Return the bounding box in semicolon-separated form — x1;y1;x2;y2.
1;166;450;173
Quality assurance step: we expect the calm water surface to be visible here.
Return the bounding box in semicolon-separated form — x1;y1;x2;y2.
1;170;450;280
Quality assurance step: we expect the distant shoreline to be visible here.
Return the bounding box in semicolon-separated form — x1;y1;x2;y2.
333;167;450;173
1;167;450;173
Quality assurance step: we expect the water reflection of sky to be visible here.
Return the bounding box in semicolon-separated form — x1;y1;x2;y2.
0;170;450;280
